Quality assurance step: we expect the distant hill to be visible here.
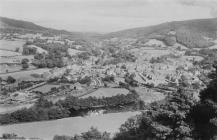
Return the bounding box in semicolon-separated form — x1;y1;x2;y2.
0;17;48;31
0;17;100;39
103;18;217;48
1;17;217;48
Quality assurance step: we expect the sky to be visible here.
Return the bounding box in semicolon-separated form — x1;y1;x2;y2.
0;0;217;33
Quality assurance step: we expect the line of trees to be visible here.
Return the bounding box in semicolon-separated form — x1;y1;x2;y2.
53;127;111;140
0;97;69;124
22;46;37;55
59;93;139;111
0;92;140;125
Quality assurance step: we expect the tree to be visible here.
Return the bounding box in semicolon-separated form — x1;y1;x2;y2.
102;75;114;82
115;62;217;140
21;58;29;69
53;127;111;140
77;52;90;60
190;65;217;139
6;76;16;84
2;133;18;139
56;59;65;68
53;135;73;140
22;46;37;55
51;87;57;92
124;73;138;87
114;89;196;140
48;106;69;120
46;59;55;68
21;58;29;64
163;35;176;46
81;127;111;140
34;53;44;60
22;63;29;69
36;96;53;108
78;76;91;85
179;75;190;88
15;47;20;52
116;116;142;139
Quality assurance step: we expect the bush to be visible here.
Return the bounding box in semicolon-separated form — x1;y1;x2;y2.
78;76;91;85
163;36;176;46
6;76;16;84
21;58;29;64
102;76;114;82
2;133;18;139
22;63;29;69
53;127;111;140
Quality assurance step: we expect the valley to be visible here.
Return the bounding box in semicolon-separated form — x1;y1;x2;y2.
0;17;217;140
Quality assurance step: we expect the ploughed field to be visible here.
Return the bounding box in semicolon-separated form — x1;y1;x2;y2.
0;111;140;140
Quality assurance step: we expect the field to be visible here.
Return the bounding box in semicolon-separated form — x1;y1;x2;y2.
0;111;140;140
0;50;21;57
0;68;50;80
0;63;36;73
0;64;22;73
81;88;129;98
0;103;33;114
0;55;34;64
0;39;25;52
135;87;165;103
32;84;61;93
67;48;83;56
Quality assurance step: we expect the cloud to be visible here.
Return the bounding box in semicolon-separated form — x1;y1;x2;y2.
178;0;217;17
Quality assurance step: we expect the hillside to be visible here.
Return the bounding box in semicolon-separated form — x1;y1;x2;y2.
1;17;217;48
103;18;217;48
0;17;49;31
0;17;99;39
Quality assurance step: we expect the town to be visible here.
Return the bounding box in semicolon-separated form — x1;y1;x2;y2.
0;28;210;112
